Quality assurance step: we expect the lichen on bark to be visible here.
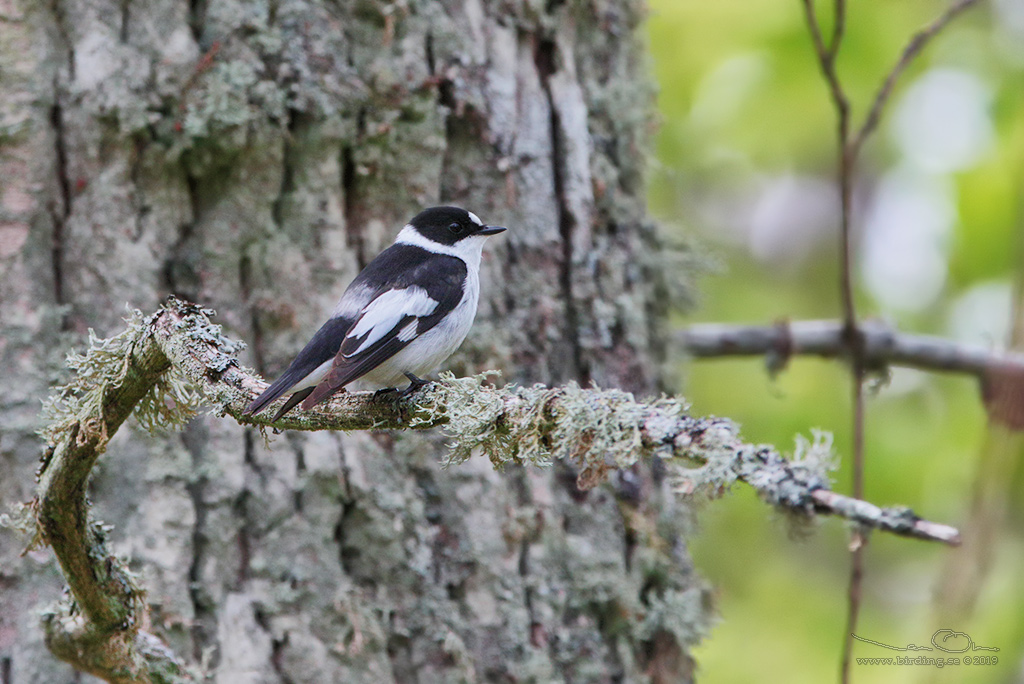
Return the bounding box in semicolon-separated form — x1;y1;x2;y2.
2;1;715;680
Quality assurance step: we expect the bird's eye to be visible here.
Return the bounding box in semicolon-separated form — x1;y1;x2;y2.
448;222;462;234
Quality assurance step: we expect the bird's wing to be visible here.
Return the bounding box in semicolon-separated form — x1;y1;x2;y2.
301;252;467;409
244;315;354;416
244;262;387;417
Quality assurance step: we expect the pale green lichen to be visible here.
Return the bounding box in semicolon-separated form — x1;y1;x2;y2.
38;309;206;447
792;430;837;477
155;307;249;424
417;372;834;504
181;60;283;140
134;370;205;433
668;423;837;532
636;586;713;648
0;502;43;553
416;373;691;488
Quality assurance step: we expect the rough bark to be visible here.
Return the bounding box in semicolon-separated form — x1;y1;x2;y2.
1;0;707;682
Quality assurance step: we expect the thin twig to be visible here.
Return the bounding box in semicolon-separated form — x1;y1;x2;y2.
841;400;866;684
810;490;961;545
800;2;864;680
801;0;850;118
798;0;983;680
853;0;983;152
829;0;846;56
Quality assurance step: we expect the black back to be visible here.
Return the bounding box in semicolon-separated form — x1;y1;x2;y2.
301;246;467;403
348;242;467;300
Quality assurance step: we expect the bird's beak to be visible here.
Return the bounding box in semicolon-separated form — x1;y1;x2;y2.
477;225;506;236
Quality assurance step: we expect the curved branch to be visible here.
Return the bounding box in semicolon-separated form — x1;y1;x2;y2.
34;320;192;682
33;299;961;680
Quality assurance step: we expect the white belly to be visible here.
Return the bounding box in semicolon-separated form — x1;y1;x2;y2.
361;270;480;387
284;269;480;394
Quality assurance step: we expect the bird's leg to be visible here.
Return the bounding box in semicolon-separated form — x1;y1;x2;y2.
400;372;430;397
372;374;430;408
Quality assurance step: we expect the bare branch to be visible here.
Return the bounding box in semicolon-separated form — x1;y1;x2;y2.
680;319;1024;378
853;0;983;152
801;9;866;675
829;0;846;56
798;1;981;679
810;490;961;545
800;0;850;118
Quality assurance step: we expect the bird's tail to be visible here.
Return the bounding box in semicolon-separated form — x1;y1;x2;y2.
245;370;306;417
268;388;315;422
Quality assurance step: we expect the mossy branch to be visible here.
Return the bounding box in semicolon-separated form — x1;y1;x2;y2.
31;297;961;681
34;310;195;683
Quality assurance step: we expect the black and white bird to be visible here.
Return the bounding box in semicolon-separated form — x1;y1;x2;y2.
245;206;506;422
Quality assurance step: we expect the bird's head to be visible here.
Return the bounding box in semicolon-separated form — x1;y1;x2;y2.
406;206;506;247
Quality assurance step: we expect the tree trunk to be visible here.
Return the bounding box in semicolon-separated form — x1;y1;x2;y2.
0;0;708;681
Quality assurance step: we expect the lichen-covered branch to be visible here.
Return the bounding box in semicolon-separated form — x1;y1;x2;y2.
32;299;961;681
680;318;1024;378
34;314;196;683
809;490;961;545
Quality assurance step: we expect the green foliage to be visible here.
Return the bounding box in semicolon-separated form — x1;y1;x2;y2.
649;0;1022;681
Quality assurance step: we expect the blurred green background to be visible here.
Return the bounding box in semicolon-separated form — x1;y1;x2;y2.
646;1;1024;682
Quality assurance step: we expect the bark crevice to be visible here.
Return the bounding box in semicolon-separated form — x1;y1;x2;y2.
183;422;213;665
49;99;70;319
340;141;364;269
536;35;588;385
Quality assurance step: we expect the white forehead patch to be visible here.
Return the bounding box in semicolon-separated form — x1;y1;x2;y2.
467;211;483;226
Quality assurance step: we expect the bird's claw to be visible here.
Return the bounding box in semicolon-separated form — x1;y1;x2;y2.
373;386;400;400
400;372;430;398
371;374;430;407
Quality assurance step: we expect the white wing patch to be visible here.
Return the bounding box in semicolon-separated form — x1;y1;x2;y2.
397;319;419;342
345;286;438;356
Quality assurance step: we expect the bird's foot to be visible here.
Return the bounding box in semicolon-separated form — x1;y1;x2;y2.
373;386;400;401
400;372;430;398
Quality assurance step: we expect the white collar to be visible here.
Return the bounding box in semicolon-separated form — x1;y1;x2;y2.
395;225;490;269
